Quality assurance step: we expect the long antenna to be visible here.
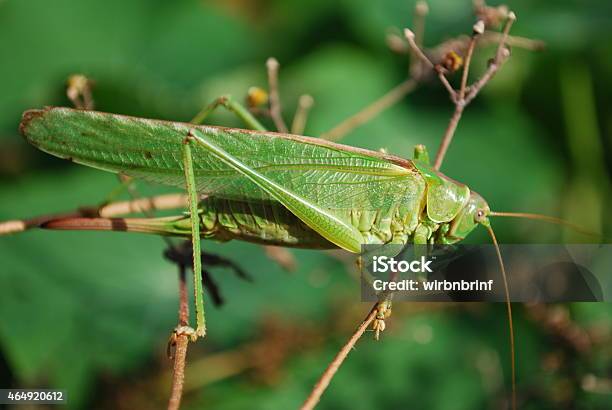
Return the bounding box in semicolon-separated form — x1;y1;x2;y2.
489;211;600;238
485;224;516;410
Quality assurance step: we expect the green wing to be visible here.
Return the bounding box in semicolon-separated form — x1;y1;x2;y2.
21;107;425;250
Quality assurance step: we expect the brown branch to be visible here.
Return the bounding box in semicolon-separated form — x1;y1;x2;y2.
433;104;464;170
266;58;288;133
167;266;194;410
481;31;544;51
99;193;189;218
432;14;514;170
0;210;92;235
405;9;516;171
300;305;378;410
459;21;483;100
168;335;189;410
321;79;417;141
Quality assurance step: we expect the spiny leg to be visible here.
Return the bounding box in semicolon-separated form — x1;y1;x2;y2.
182;135;206;339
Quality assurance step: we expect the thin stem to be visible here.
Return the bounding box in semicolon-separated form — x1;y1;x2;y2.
433;104;464;170
178;266;189;326
266;58;288;133
98;194;189;218
464;46;510;105
482;31;544;52
413;1;429;48
459;27;481;100
405;28;457;100
434;14;514;170
291;94;314;135
300;305;378;410
168;335;189;410
404;29;434;69
437;70;457;100
495;12;516;61
168;266;190;410
464;13;514;106
321;79;417;141
0;210;92;235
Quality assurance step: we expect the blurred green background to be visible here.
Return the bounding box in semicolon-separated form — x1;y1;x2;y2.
0;0;611;409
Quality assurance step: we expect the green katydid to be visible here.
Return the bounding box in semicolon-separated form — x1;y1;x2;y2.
18;101;588;407
19;102;496;329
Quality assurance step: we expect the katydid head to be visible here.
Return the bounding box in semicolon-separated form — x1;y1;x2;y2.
447;191;491;240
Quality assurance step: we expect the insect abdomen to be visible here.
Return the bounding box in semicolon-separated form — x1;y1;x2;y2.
191;197;335;248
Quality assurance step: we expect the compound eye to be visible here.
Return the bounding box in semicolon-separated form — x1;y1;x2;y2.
475;209;485;222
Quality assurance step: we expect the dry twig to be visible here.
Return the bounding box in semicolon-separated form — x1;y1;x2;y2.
404;12;516;170
167;266;195;410
266;58;288;133
300;305;378;410
291;94;315;135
